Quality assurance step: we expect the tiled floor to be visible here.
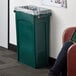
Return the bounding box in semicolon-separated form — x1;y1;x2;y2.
0;47;49;76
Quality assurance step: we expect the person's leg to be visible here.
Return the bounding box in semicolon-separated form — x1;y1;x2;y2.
60;62;67;76
49;41;73;76
61;68;67;76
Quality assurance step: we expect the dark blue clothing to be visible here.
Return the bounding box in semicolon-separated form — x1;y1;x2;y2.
49;41;73;76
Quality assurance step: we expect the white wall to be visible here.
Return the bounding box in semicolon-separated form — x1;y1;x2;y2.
0;0;8;48
10;0;76;58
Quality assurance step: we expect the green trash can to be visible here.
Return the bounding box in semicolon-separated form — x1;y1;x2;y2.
14;5;51;68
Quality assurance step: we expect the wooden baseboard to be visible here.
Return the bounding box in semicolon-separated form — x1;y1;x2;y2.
48;57;56;68
8;43;17;52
